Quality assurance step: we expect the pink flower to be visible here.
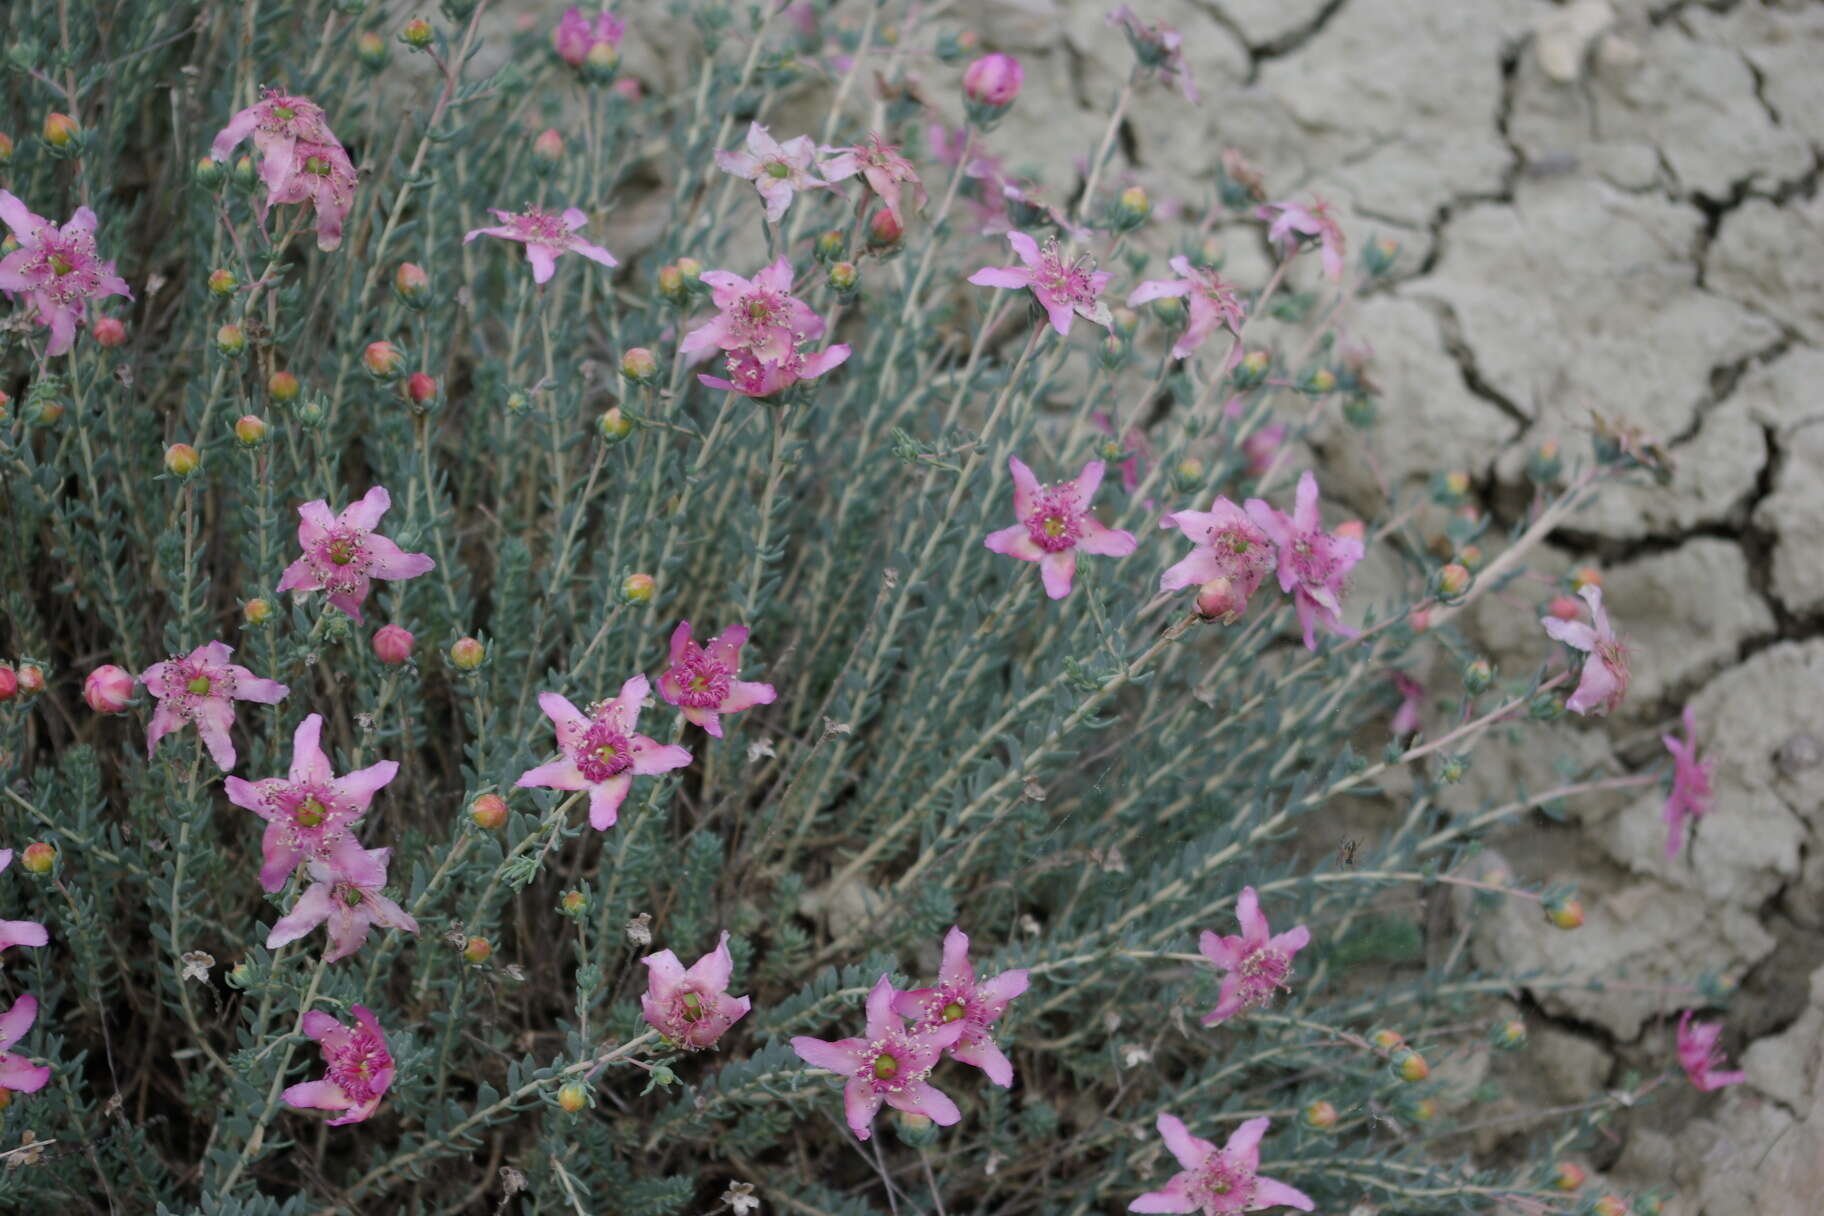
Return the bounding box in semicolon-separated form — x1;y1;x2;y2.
1159;496;1274;617
83;664;134;713
517;677;693;830
1676;1011;1745;1092
275;486;435;624
224;713;397;893
1539;584;1630;717
553;6;624;66
0;192;133;356
820;134;927;226
0;994;52;1099
1128;257;1246;361
1108;8;1200;103
282;1004;395;1125
969;231;1113;337
266;847;418;963
1245;472;1364;651
463;207;618;285
791;975;968;1141
0;850;50;955
962;53;1024;108
1131;1114;1315;1214
683;258;825;364
985;457;1137;599
1198;886;1311;1025
658;622;777;737
698;344;851;398
1259;197;1346;281
714;123;832;224
210;90;355;251
1662;706;1715;860
139;642;289;771
890;926;1029;1086
640;930;752;1049
1389;671;1425;738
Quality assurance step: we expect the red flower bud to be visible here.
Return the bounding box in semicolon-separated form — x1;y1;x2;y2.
84;665;134;713
372;624;415;666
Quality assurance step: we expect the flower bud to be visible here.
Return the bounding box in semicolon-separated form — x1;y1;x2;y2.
559;889;589;916
1370;1028;1405;1051
1173;457;1204;491
936;29;979;63
597;408;634;443
363;340;405;380
233;414;268;446
1232;348;1270;389
1363;235;1400;277
83;664;134;713
620;347;658;385
194;156;226;190
462;936;493;964
621;572;655;604
1546;594;1582;622
449;636;485;670
1492;1019;1527;1050
1392;1047;1429;1082
469;793;508;830
893;1109;941;1148
267;370;301;402
1544;894;1584;930
557;1081;589;1112
1303;367;1337;394
1302;1100;1338;1130
42;111;80;148
1457;543;1485;573
401;17;434;48
208;268;239;296
24;392;62;426
657;263;688;304
0;666;14;701
814;228;846;263
405;372;438;407
1591;1194;1631;1216
164;442;201;477
93;316;126;348
1431;469;1471;504
1333;520;1366;543
1109;185;1151;232
1438;754;1467;784
20;842;55;875
215;323;247;357
531;127;564;172
1529;439;1563;485
828;260;859;295
1463;657;1493;694
1432;562;1471;601
15;665;43;698
1150;295;1187;327
1530;691;1564;720
1108;306;1139;341
867;207;904;250
393;262;430;309
963;52;1023;110
1403;1097;1439;1123
504;391;530;415
243;598;275;626
1572;565;1602;591
232;154;258;190
1406;606;1431;632
372;624;415;666
1099;333;1129;371
355;30;389;71
583;40;620;84
1552;1162;1587;1192
1342;394;1378;428
0;132;12;166
1194;577;1244;624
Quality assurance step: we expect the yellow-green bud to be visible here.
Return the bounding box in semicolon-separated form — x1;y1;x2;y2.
20;842;56;875
449;636;485;670
597;408;634;443
1302;1100;1338;1130
462;936;493;964
243;598;275;626
164;442;201;477
401;18;434;49
557;1082;588;1112
267;370;301;402
620;347;658;384
215;323;247;357
621;572;655;604
208;268;238;296
234;414;268;446
469;793;508;830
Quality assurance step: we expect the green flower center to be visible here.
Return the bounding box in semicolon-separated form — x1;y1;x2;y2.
295;797;327;828
185;676;212;695
272;106;296;120
49;253;74;276
681;992;703;1021
871;1053;898;1080
765;161;791;179
942;1001;966;1022
305;156;331;176
326;539;356;566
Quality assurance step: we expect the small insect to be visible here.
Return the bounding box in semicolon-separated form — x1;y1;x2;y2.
1338;839;1358;867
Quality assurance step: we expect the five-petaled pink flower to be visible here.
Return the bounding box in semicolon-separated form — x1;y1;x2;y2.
1108;7;1201;104
0;850;50;955
658;622;777;738
140;642;289;771
1198;886;1311;1025
970;231;1114;337
890;926;1029;1087
1131;1114;1315;1214
283;1004;395;1125
0;994;52;1101
518;677;693;830
683;258;823;363
225;713;397;893
986;457;1137;599
1159;496;1274;619
1676;1010;1745;1092
1129;256;1246;362
553;6;625;67
715;123;832;224
1662;706;1715;860
1258;198;1346;281
211;90;355;251
267;846;418;963
276;486;435;624
1539;584;1630;717
0;191;133;356
791;974;968;1141
698;343;851;398
463;207;618;285
1245;472;1364;651
821;134;927;226
640;930;752;1050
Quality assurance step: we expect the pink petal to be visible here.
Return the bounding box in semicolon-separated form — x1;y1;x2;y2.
886;1077;961;1125
289;714;334;785
361;535;434;580
720;680;775;712
984;524;1043;561
1198;929;1241;970
1005;230;1043;269
526;244;559;284
968;265;1033;289
267;881;335;949
1235;886;1268;947
588;776;632;830
0;919;48;950
574;240;619;269
939;926;975;988
342;486;392;531
1008;456;1042;518
1128;1184;1199;1214
950;1035;1014;1086
0;995;37;1050
145;700;185;760
210;108;261;161
976;968;1030;1008
843;1077;885;1139
195;698;238;771
275;557;318;594
1251;1176;1317;1211
611;673;650;729
537;691;589;748
300;1010;344;1042
1201;973;1246;1025
1160;548;1224;593
1222;1116;1269;1169
1540;617;1598;652
282;1078;353;1112
790;1035;867;1074
517;758;589;791
630;741;692;776
799;344;850;379
1040;296;1076;337
1126;278;1190;307
333;760;399;807
683;706;723;736
1292;471;1320;533
754;257;796;294
258;828;305;893
1267;924;1311;959
0;1056;50;1094
684;930;734;991
1077;518;1137;557
863;975;898;1041
1156;1114;1215;1171
1039;549;1077;599
714;149;761;179
229;673;290;704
